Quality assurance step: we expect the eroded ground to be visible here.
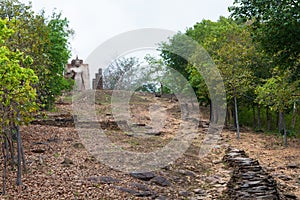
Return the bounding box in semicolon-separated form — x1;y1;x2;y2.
1;91;299;199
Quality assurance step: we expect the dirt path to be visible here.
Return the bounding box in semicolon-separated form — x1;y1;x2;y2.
1;91;299;199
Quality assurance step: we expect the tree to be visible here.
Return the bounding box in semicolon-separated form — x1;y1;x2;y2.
159;33;191;80
256;68;299;146
103;57;140;90
44;12;73;108
0;18;38;193
229;0;300;67
230;0;300;135
0;0;73;109
216;22;257;138
188;18;255;137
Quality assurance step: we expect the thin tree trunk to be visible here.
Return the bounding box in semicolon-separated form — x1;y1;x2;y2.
209;100;213;123
2;139;8;195
228;107;233;126
252;105;256;129
257;104;261;130
266;107;272;131
8;136;14;170
225;107;229;127
21;142;27;173
233;105;237;129
278;112;283;133
160;82;163;97
16;113;22;186
234;88;240;139
282;112;288;147
214;106;219;124
291;102;297;129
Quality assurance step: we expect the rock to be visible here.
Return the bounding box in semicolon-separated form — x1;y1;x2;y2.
145;130;162;136
31;149;46;153
61;157;74;166
213;160;223;164
99;176;120;184
132;123;146;127
178;169;197;177
155;196;167;200
278;175;292;181
115;186;137;195
73;143;84;149
193;188;206;195
134;191;153;197
130;183;150;191
151;176;171;187
47;138;60;143
115;186;153;197
287;163;299;169
130;171;155;181
205;176;220;184
179;190;190;197
125;132;134;137
284;193;298;199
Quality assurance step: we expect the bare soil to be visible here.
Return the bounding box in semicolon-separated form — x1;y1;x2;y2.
1;90;299;199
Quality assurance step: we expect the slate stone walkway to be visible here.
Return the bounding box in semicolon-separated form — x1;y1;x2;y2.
223;147;280;200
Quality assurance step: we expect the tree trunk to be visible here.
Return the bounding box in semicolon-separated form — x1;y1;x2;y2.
214;106;219;124
257;104;261;130
2;137;9;195
9;127;16;170
252;105;256;129
278;112;283;133
266;107;272;131
229;107;233;126
234;88;240;139
233;105;237;129
291;102;297;129
160;82;163;97
225;107;229;127
21;143;27;173
16;112;22;186
209;100;213;123
282;112;288;147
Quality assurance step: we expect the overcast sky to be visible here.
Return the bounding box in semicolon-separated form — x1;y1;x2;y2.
20;0;234;61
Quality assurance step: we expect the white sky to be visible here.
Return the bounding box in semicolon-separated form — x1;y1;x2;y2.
18;0;234;84
19;0;234;61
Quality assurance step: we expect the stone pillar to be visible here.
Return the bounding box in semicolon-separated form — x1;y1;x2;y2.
93;68;103;90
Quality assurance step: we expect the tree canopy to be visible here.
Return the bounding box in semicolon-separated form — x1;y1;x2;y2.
229;0;300;67
0;0;73;109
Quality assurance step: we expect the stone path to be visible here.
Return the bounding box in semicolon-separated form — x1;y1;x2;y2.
223;147;281;200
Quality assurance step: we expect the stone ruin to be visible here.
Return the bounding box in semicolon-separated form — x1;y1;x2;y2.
92;68;103;90
65;56;90;90
65;56;104;90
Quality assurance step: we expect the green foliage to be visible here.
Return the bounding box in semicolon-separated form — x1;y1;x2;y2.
158;14;300;137
229;0;300;67
159;33;192;79
44;12;73;108
0;19;38;133
160;17;257;103
255;68;299;112
0;0;73;109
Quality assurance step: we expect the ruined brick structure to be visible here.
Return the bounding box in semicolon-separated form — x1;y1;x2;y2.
92;68;103;90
